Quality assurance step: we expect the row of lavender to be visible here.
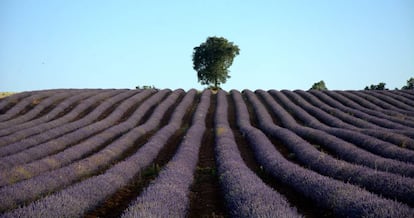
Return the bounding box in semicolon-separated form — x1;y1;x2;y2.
0;90;183;189
214;91;302;217
121;88;210;217
0;89;413;217
314;90;414;131
242;90;414;205
0;89;139;153
295;90;414;148
0;89;79;123
253;90;414;175
0;89;198;216
0;89;300;217
0;89;102;137
231;90;414;217
0;89;160;169
276;90;414;156
0;89;303;217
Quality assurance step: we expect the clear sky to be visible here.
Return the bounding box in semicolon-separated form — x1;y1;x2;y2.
1;0;413;92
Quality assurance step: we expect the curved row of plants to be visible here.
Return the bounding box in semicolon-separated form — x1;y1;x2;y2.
0;88;412;217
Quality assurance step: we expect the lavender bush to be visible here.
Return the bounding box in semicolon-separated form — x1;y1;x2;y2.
0;89;183;187
394;90;414;102
231;90;414;218
0;88;413;217
0;89;101;137
0;89;161;169
268;90;414;164
0;91;80;129
243;90;414;206
256;90;414;177
212;90;302;218
0;89;197;215
0;91;34;113
121;89;210;217
0;89;66;122
332;90;414;126
286;89;414;150
369;90;414;111
352;90;414;116
0;89;132;152
295;90;414;149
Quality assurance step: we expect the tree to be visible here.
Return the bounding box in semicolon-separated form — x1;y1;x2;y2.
192;36;240;89
310;80;328;90
364;82;387;90
401;77;414;90
136;85;157;90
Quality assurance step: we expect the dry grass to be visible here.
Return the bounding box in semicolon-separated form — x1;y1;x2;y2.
0;92;15;99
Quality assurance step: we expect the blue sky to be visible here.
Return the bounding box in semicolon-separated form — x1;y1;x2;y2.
1;0;413;91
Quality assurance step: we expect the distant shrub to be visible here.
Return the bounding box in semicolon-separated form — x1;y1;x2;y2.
364;82;387;90
401;77;414;90
136;85;157;90
310;80;328;90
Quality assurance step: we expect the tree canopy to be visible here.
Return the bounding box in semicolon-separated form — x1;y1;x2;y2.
192;36;240;89
364;82;387;90
310;80;328;90
401;77;414;90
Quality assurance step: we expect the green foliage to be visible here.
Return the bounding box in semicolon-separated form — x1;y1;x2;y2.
310;80;328;90
136;85;157;90
192;36;240;89
401;77;414;90
364;82;387;90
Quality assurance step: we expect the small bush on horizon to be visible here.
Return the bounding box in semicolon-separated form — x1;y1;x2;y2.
136;85;157;90
401;77;414;90
310;80;328;90
364;82;387;90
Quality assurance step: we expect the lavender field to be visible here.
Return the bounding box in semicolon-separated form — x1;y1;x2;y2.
0;88;413;218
